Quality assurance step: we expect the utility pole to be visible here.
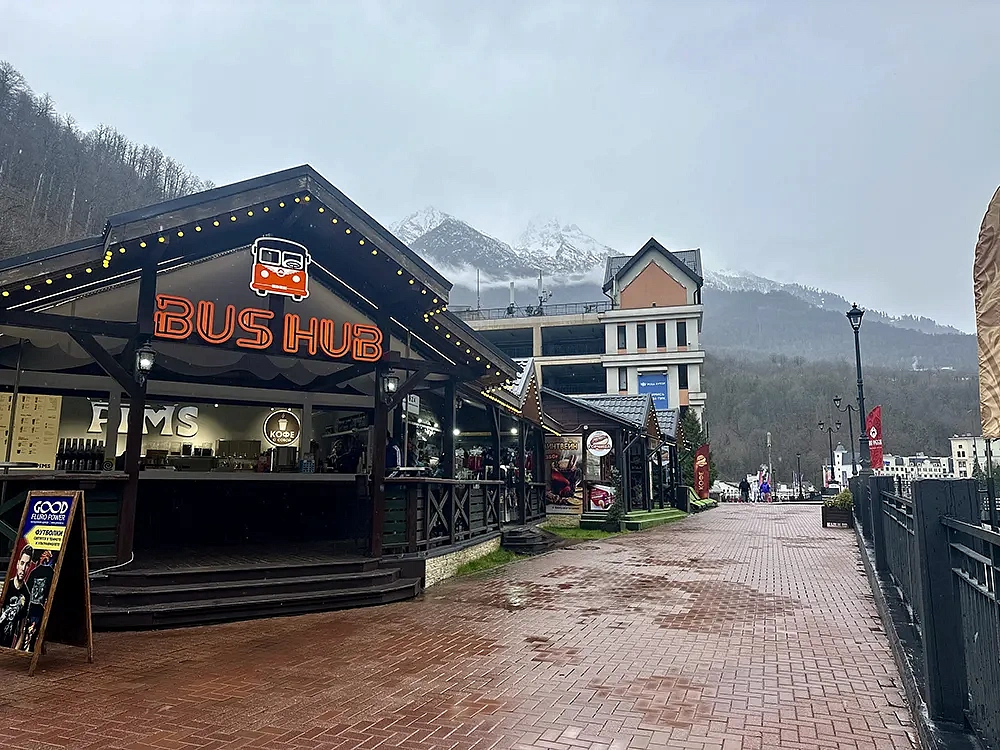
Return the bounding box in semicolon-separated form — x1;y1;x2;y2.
766;431;772;489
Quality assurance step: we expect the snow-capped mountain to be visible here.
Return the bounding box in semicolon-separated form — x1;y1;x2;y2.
391;209;613;279
515;217;613;272
391;207;450;246
704;269;962;336
391;208;965;342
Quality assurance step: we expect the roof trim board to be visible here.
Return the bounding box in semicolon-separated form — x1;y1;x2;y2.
603;237;704;292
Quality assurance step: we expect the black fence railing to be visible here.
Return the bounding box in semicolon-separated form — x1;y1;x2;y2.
858;477;1000;743
943;517;1000;748
454;300;613;321
382;479;503;554
880;489;920;626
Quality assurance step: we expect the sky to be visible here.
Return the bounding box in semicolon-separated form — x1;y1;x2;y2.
2;0;998;331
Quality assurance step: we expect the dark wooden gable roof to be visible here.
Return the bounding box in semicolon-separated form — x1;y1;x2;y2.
0;165;520;384
602;237;703;293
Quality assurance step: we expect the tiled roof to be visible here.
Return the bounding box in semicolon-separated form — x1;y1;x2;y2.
572;393;652;429
603;240;703;291
656;409;680;440
672;249;703;278
604;255;630;286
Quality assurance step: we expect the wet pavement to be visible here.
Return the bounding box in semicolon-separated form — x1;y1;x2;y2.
0;505;914;749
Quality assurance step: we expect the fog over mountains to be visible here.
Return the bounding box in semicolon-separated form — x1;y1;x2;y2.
392;208;976;371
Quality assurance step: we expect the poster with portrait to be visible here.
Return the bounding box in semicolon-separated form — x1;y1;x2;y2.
544;435;584;513
0;490;92;675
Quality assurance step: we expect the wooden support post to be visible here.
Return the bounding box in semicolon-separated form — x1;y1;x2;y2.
656;448;664;509
518;424;527;524
369;365;389;558
300;394;313;453
104;388;122;468
912;478;979;725
490;407;501;483
442;379;456;478
116;256;157;563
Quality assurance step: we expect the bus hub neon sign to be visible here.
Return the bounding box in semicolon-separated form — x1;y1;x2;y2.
153;294;383;362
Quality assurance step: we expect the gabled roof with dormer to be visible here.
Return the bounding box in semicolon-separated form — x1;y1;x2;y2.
603;238;703;292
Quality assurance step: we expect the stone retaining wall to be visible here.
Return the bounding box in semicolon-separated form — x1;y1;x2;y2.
424;537;500;587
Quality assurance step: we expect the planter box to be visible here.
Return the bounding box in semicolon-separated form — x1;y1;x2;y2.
822;505;854;528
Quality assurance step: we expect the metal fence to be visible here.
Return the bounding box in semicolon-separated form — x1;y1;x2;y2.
858;477;1000;745
943;516;1000;749
454;300;613;321
879;488;920;625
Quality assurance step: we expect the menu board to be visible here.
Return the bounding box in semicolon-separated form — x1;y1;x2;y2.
0;394;63;470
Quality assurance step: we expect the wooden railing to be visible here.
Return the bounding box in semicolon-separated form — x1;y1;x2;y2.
382;478;503;554
525;482;546;523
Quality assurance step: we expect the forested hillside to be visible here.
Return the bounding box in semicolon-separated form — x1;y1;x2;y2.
0;62;210;258
702;288;977;371
706;354;979;483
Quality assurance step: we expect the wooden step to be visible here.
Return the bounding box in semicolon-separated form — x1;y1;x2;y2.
92;577;422;630
91;569;400;607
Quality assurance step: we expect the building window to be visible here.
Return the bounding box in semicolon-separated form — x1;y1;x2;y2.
677;321;688;347
618;368;628;391
617;325;627;350
678;364;689;390
656;322;666;348
637;324;647;349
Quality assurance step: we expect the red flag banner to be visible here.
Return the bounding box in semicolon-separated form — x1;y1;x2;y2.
866;406;883;469
694;444;711;499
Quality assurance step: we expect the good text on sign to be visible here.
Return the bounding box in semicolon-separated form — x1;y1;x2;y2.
153;294;383;362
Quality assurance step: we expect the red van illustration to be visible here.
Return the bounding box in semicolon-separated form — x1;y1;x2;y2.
250;237;311;302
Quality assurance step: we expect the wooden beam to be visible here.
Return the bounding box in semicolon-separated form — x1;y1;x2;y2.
306;362;376;392
0;309;137;339
369;363;389;558
385;365;432;412
69;333;138;398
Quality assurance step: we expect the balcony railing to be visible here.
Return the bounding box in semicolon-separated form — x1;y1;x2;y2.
455;300;613;321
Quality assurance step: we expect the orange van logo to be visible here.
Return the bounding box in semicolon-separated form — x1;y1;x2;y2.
250;237;311;302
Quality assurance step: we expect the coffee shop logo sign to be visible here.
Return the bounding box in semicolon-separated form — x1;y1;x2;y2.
263;410;300;447
88;402;199;437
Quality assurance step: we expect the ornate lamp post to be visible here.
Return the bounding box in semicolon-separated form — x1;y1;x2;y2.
846;304;868;469
833;396;856;479
819;420;841;489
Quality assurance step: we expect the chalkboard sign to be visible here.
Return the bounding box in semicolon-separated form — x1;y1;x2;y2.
0;490;93;675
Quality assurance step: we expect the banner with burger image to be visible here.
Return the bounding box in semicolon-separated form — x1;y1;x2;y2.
544;435;584;513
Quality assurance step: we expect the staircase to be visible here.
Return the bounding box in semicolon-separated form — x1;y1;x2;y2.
90;557;421;630
501;525;563;555
580;507;688;531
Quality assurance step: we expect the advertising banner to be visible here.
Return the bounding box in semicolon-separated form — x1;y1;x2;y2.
0;490;92;675
694;444;710;499
975;186;1000;438
638;373;668;410
588;483;616;512
544;435;583;513
866;406;884;470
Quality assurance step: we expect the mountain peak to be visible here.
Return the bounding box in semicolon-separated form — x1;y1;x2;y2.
391;206;450;245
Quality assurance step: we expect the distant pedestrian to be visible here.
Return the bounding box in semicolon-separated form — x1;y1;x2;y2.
760;479;771;503
738;478;751;503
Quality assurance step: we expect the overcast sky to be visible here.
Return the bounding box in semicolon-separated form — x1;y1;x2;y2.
2;0;998;330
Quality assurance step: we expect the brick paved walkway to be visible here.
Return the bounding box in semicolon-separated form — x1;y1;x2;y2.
0;505;914;750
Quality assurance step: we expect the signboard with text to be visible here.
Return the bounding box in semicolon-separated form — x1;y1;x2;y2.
0;491;92;675
638;373;669;410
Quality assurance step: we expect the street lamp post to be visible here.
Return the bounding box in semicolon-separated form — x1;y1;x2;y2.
796;452;803;500
847;304;869;469
833;397;856;479
819;420;841;490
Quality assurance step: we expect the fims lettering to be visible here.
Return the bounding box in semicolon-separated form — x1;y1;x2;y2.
152;295;383;362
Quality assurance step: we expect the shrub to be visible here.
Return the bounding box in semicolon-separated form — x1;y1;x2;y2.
825;488;853;510
605;468;627;531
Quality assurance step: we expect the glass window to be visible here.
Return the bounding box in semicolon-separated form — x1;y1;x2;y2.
678;364;689;390
656;322;666;348
637;324;647;349
258;248;280;265
618;368;628;391
677;321;688;347
617;325;627;350
282;251;304;269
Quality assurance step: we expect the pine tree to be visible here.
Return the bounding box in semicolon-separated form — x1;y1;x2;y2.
678;410;716;487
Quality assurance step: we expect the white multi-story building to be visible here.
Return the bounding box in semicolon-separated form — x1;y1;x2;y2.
879;453;954;482
950;434;990;478
457;239;706;421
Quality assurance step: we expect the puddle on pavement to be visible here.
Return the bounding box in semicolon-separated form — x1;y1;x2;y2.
653;580;800;634
587;672;713;730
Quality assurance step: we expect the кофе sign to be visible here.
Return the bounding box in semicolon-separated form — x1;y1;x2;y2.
263;410;301;447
